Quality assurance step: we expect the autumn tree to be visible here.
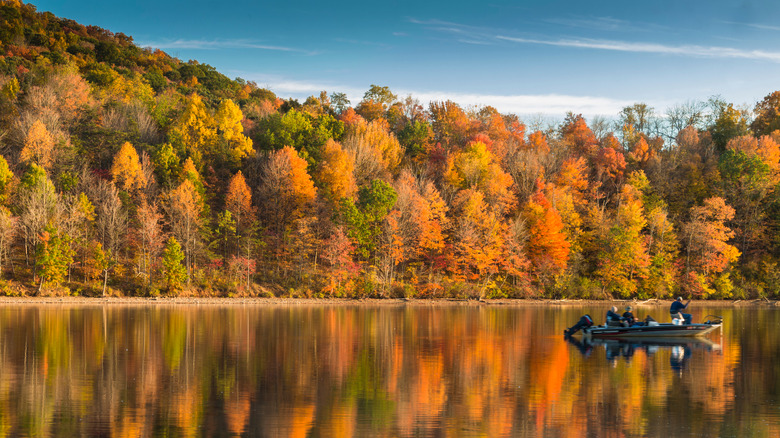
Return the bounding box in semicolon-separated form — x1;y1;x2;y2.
391;171;448;277
136;200;164;286
593;183;651;297
681;197;740;297
165;179;203;281
522;184;570;284
18;164;58;267
20;120;55;170
561;113;598;157
444;140;516;214
162;236;187;292
0;154;14;205
645;205;679;298
314;139;356;203
718;146;776;259
751;91;780;137
35;223;73;294
94;180;127;288
428;100;473;148
258;146;317;240
550;157;590;257
110;141;144;193
215;98;254;163
355;84;396;121
709;100;750;150
225;170;254;231
451;190;505;284
169;93;214;168
321;226;356;292
0;207;16;275
341;118;402;186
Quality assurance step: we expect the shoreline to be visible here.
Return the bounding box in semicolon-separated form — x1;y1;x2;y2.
0;296;775;307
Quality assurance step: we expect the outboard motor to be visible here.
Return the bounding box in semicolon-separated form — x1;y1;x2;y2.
565;314;594;337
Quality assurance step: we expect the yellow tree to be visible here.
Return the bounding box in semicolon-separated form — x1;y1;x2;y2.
165;179;203;282
0;154;14;205
215;99;254;162
593;183;651;297
170;93;215;168
451;190;505;282
315;139;356;203
444;140;516;214
342;118;403;185
110;142;144;193
20;119;55;170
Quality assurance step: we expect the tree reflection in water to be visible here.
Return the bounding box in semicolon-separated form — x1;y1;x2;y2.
0;303;775;437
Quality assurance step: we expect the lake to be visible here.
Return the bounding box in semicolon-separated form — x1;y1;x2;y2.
0;302;777;437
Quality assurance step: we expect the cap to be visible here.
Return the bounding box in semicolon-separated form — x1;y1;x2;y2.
626;306;632;311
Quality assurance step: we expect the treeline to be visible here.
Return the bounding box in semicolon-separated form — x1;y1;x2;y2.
0;0;779;299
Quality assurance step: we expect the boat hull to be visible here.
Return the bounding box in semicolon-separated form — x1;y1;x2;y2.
583;323;721;339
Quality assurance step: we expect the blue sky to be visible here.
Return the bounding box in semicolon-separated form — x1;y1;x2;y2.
29;0;780;118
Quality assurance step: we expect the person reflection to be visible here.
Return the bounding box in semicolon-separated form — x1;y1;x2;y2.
670;344;692;374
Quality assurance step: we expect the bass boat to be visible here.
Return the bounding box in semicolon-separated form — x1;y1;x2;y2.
581;316;723;339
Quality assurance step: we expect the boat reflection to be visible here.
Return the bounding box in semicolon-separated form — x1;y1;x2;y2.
566;335;722;370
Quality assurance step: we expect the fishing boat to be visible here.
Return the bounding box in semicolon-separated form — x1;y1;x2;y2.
581;316;723;339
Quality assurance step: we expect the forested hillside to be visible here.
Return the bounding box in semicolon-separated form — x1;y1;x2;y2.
1;0;779;299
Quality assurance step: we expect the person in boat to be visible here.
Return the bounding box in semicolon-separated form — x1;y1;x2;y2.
564;314;594;336
606;306;625;326
670;297;692;324
623;306;637;326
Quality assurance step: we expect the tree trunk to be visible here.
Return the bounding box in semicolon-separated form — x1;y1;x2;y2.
102;269;109;297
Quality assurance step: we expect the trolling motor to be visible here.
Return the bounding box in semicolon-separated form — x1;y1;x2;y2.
564;314;593;337
702;315;723;324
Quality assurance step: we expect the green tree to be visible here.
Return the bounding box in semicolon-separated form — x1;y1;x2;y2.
709;100;750;150
0;154;14;205
256;109;344;166
161;236;187;292
36;224;73;294
339;180;397;260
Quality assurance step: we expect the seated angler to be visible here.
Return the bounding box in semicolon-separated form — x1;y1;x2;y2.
623;306;637;326
606;306;624;326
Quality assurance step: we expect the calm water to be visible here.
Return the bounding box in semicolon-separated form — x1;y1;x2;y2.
0;303;777;437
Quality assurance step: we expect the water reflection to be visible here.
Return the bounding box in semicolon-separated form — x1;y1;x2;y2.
0;303;776;437
567;336;722;372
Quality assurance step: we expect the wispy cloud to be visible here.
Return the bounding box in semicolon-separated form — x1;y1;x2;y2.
137;38;314;54
243;73;634;116
543;16;666;33
496;35;780;62
721;20;780;32
407;18;497;45
409;17;780;62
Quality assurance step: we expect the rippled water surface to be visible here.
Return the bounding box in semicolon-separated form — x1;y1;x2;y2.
0;303;777;437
